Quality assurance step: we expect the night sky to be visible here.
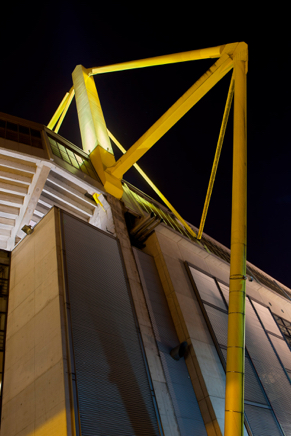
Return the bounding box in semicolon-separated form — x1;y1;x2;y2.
1;4;290;287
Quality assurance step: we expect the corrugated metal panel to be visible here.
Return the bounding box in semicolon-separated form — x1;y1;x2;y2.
221;349;268;406
61;213;160;436
244;404;283;436
252;301;291;372
246;298;291;435
134;249;207;436
204;305;228;347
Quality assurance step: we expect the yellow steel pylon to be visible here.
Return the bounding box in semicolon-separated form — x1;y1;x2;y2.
48;42;248;436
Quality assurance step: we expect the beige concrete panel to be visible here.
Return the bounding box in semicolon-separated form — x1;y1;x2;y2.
34;247;58;291
177;237;210;259
161;253;194;299
3;348;35;404
192;340;225;398
6;290;35;339
8;268;35;314
34;213;56;263
175;293;201;321
152;380;180;436
187;316;214;345
34;361;66;421
34;269;59;316
35;333;63;380
128;282;152;329
11;237;35;288
155;225;183;243
205;258;230;284
139;324;158;353
178;244;211;272
34;297;62;349
35;402;67;436
245;281;264;302
198;397;222;436
1;382;35;436
5;317;35;370
145;351;167;384
154;232;182;260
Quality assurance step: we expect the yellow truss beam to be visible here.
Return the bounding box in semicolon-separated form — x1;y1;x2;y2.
88;45;225;75
107;53;234;180
197;73;234;240
54;88;75;133
107;129;197;238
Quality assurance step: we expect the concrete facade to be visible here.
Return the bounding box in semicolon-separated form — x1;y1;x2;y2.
1;113;291;435
1;210;72;436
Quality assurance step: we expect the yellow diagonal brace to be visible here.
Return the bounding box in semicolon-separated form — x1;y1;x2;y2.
54;87;75;133
89;45;226;75
107;54;234;180
47;91;70;130
107;129;197;238
197;73;234;240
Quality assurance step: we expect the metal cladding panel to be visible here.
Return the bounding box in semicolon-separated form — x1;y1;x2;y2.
218;282;229;304
244;404;283;436
269;335;291;372
61;213;160;436
204;305;228;347
246;298;291;435
189;267;226;310
252;302;282;336
134;249;207;436
189;267;282;436
222;348;269;407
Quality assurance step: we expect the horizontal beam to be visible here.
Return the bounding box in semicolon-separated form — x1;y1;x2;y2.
42;185;93;216
89;45;225;75
108;54;233;179
47;174;96;208
0;181;28;195
0;169;32;185
0;192;24;206
0;158;36;174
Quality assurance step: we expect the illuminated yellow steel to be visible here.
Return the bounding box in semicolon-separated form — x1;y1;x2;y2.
107;54;234;180
107;129;197;238
72;65;123;198
72;65;113;154
92;193;105;211
89;45;225;75
47;91;70;130
225;47;247;436
54;88;75;133
197;73;234;240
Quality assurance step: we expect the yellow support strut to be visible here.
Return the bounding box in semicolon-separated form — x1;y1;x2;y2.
225;49;247;436
107;54;233;180
88;45;225;75
54;87;75;133
47;91;70;130
107;129;197;238
197;73;234;240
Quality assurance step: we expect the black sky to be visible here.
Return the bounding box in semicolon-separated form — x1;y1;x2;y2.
1;4;290;287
